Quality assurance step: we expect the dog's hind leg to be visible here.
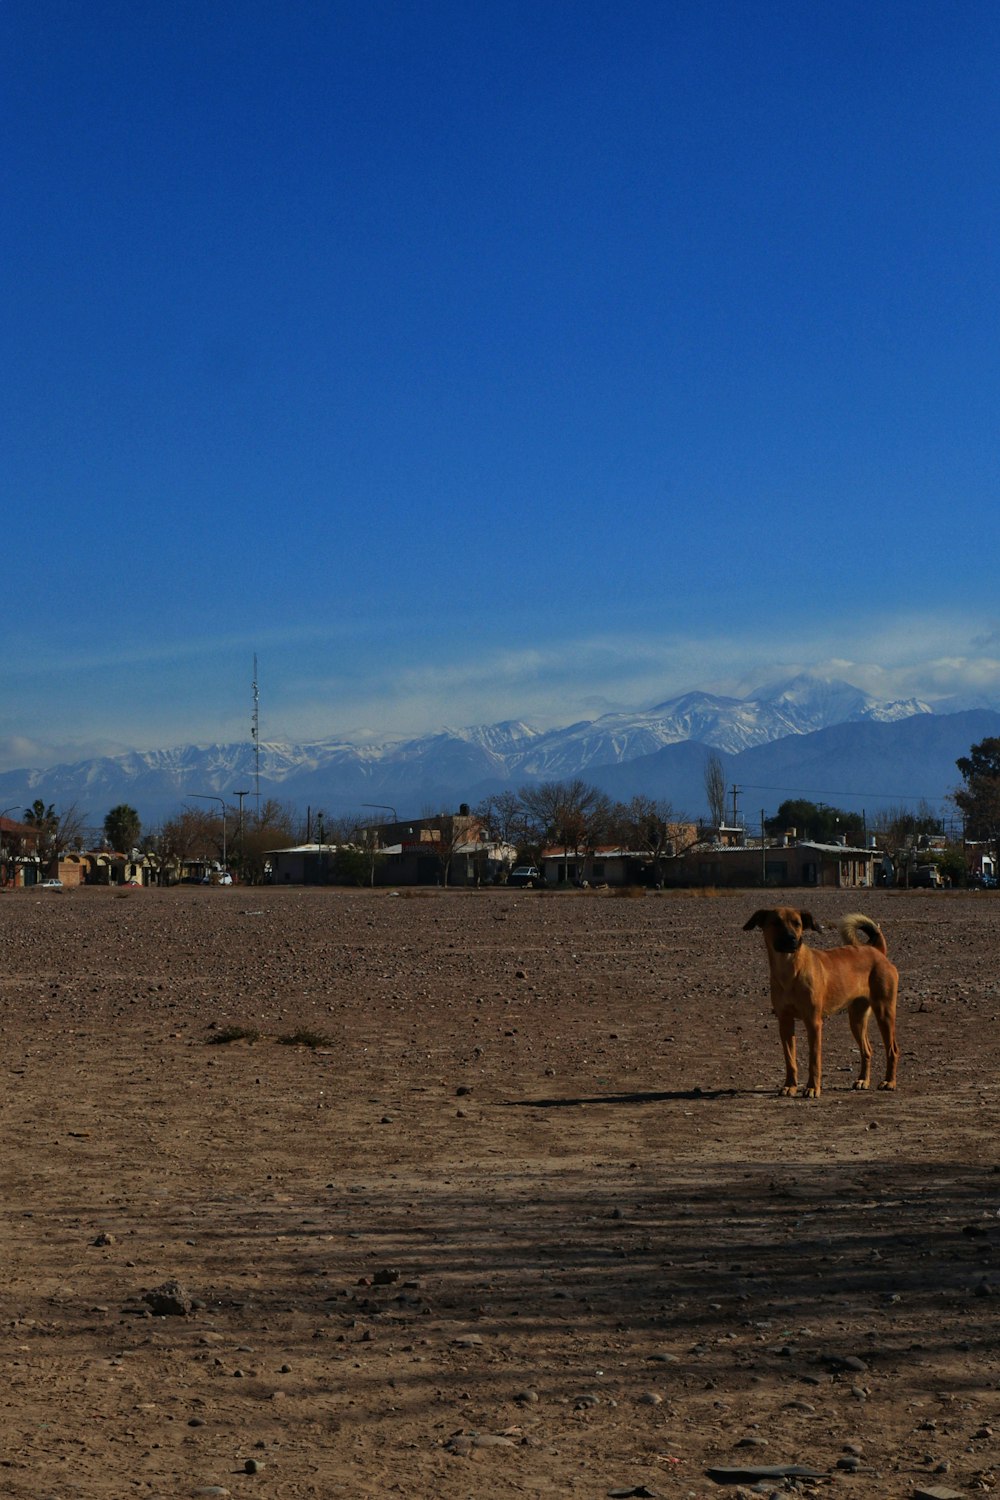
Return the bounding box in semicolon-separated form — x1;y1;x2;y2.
777;1010;798;1095
874;1004;899;1091
849;999;873;1090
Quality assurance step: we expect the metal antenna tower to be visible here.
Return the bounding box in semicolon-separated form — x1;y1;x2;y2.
251;654;261;819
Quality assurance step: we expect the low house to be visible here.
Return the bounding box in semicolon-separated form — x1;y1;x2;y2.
539;825;700;887
267;809;517;887
51;852;90;888
79;851;159;886
0;816;42;887
268;843;338;884
672;838;881;889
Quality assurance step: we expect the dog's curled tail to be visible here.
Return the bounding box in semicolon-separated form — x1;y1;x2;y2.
839;912;888;954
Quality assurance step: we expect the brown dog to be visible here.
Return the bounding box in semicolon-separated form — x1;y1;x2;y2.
743;907;899;1097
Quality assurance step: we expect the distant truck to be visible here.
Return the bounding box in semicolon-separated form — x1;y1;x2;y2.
910;864;944;889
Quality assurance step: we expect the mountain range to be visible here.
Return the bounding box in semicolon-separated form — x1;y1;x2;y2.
1;673;995;830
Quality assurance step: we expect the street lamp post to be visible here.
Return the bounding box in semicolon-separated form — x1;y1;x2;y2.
233;789;250;878
361;803;398;821
190;794;227;874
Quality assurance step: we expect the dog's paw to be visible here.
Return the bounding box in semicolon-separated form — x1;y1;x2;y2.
852;1079;871;1091
803;1086;821;1098
878;1079;897;1091
780;1084;798;1096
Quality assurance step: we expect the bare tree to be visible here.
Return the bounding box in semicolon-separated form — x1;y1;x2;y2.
242;799;299;884
610;794;697;884
475;790;526;845
704;752;726;826
518;779;605;883
24;799;89;866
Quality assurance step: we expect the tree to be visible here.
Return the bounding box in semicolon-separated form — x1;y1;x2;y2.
23;799;57;852
704;753;726;826
104;804;141;853
158;804;222;864
23;799;88;862
764;798;864;845
955;738;1000;841
518;779;607;883
474;791;528;861
954;736;1000;882
241;799;299;884
609;794;697;883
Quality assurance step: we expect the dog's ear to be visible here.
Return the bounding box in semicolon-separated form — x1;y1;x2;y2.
800;911;822;932
743;910;770;931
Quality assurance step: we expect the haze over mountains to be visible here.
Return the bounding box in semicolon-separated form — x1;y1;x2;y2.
1;673;995;828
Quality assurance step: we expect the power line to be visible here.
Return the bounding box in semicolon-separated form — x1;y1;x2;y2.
739;782;952;805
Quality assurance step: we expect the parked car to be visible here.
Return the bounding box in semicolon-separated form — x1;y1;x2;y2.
39;878;63;889
508;865;541;888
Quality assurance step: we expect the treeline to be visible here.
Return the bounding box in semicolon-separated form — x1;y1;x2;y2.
17;729;1000;888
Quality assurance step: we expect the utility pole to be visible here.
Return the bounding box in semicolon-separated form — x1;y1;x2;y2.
730;783;741;830
251;655;261;820
233;790;250;879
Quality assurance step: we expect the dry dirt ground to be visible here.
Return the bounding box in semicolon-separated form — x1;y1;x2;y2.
1;884;999;1500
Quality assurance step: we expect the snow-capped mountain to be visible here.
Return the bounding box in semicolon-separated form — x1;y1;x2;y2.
0;672;978;826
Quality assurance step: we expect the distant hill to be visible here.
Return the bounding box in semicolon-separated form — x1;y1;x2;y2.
0;674;994;828
584;709;1000;820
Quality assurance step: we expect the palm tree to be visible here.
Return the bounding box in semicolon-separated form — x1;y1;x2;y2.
104;804;141;853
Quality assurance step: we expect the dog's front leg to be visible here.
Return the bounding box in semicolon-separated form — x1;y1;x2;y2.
777;1010;798;1095
803;1014;823;1097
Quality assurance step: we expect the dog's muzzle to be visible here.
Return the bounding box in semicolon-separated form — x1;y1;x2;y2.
774;933;802;953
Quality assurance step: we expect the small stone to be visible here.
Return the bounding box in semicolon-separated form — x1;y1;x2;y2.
92;1231;115;1246
823;1352;867;1373
372;1267;399;1285
244;1458;265;1473
637;1391;663;1405
647;1351;678;1364
515;1388;539;1404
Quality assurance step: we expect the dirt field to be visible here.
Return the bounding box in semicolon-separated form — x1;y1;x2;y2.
1;884;998;1499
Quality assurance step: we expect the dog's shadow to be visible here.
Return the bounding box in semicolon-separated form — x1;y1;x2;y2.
503;1087;744;1109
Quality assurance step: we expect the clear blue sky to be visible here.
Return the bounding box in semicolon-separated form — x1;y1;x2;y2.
4;0;1000;769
